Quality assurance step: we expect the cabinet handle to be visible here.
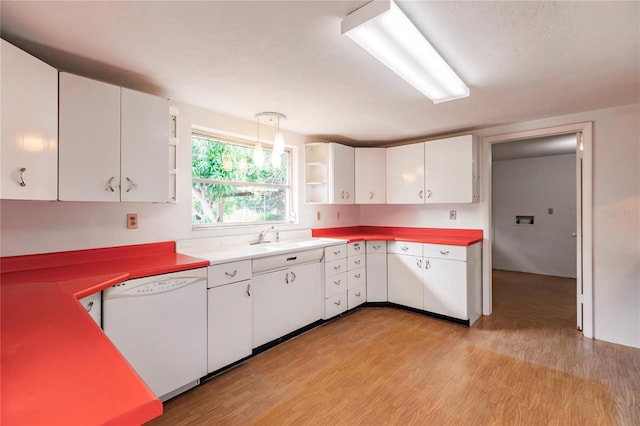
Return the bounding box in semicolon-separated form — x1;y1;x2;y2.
369;191;374;199
419;190;424;199
125;177;138;192
345;191;350;199
373;245;381;250
439;250;450;255
341;190;345;199
334;280;341;286
334;300;342;306
285;272;290;284
333;250;341;255
425;259;431;269
354;273;361;278
225;270;238;279
426;189;432;198
355;292;361;297
401;246;409;251
417;258;423;269
246;283;251;296
85;301;94;313
18;167;27;187
290;271;296;283
333;265;341;271
354;260;361;265
105;176;116;192
354;245;361;251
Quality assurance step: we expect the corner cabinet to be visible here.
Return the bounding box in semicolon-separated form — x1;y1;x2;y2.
355;148;386;204
1;39;58;200
386;135;479;204
59;72;170;202
304;142;354;204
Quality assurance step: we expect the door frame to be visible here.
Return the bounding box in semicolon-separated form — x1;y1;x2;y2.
481;122;593;338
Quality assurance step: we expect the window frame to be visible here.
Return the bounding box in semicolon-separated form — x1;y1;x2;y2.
191;131;295;229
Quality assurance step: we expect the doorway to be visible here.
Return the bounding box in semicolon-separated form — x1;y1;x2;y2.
482;122;593;337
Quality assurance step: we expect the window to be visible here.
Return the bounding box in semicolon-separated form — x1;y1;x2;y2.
192;133;292;226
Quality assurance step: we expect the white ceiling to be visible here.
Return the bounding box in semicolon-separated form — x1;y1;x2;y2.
1;1;638;145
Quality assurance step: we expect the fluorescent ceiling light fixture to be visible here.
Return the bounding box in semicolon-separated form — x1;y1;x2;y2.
342;0;469;103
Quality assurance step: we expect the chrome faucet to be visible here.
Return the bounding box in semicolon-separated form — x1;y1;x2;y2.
252;226;275;245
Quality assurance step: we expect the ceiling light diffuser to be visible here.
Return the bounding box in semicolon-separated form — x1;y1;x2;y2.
342;0;469;103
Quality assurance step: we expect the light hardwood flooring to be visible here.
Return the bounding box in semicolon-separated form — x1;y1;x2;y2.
149;271;640;425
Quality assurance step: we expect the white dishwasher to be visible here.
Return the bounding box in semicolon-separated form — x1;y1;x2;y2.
103;268;207;401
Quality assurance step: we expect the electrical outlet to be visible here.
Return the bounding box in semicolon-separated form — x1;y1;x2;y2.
449;210;457;220
316;211;321;221
127;213;138;229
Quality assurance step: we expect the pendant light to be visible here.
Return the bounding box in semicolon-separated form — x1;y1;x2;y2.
255;112;287;168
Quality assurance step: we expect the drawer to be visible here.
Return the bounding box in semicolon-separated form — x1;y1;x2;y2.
366;240;387;254
348;285;367;309
325;272;348;298
209;260;251;287
325;244;347;262
423;244;467;261
347;241;365;257
348;254;366;270
325;258;347;276
387;241;422;256
325;292;348;319
348;267;366;289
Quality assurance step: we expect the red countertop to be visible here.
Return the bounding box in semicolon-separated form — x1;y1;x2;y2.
0;241;210;426
312;226;483;246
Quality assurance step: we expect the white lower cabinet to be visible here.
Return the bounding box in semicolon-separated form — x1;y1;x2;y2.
348;286;367;309
252;261;322;348
323;244;349;319
366;241;387;302
207;261;252;373
387;252;424;310
387;241;482;324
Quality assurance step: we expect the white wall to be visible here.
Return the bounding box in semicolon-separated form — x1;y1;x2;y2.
0;101;359;257
492;154;577;278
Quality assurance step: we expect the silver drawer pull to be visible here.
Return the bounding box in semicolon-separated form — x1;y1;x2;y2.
334;300;342;306
401;246;409;251
333;250;341;255
18;167;27;187
417;258;423;269
354;245;361;251
440;250;450;255
373;245;381;250
105;176;116;192
354;273;361;278
334;280;341;286
125;177;137;192
225;270;238;278
419;190;424;199
290;271;296;283
369;191;374;199
354;260;361;265
355;292;361;297
246;283;251;296
425;259;431;269
85;301;94;313
333;265;341;271
426;189;432;198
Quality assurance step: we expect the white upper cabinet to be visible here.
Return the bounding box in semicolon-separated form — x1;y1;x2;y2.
386;135;478;204
386;143;425;204
59;72;170;202
59;72;121;202
1;39;58;200
355;148;386;204
424;135;479;203
304;142;354;204
121;88;170;202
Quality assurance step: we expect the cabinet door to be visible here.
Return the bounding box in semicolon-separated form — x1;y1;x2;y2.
59;73;121;201
355;148;386;204
1;40;58;200
288;262;322;332
424;135;476;203
423;257;467;319
366;252;387;302
252;269;287;348
330;143;354;204
387;253;423;310
386;143;425;204
121;88;169;202
208;280;252;373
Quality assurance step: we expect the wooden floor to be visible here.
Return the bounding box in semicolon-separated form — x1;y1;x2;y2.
149;271;640;425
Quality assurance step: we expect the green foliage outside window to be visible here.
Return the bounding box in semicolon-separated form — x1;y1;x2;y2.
192;135;290;224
